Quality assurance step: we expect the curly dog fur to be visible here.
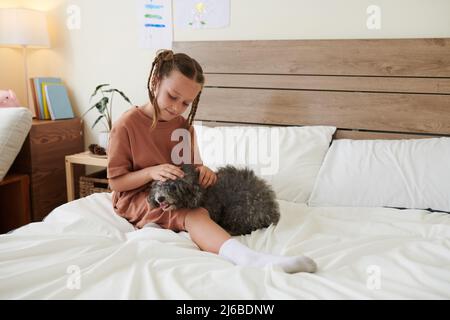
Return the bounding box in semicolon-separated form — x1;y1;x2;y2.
147;164;280;235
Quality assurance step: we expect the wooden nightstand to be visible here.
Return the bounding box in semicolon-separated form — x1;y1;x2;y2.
65;151;108;201
10;118;84;222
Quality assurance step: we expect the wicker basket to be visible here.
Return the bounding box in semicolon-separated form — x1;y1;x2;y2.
79;170;111;197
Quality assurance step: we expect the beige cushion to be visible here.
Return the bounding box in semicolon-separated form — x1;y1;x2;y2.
0;108;32;181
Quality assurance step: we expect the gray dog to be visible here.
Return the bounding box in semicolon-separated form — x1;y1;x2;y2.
147;164;280;235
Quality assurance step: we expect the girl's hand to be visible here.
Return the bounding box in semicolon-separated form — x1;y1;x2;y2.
148;164;185;182
196;165;217;188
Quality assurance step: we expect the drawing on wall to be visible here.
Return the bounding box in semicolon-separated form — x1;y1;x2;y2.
138;0;173;50
174;0;230;29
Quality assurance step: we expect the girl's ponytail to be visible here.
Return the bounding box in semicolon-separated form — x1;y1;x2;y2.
148;50;175;128
187;90;202;126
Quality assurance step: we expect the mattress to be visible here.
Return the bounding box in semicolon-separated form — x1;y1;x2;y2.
0;193;449;299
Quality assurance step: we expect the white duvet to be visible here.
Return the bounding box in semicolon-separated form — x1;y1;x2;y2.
0;193;449;299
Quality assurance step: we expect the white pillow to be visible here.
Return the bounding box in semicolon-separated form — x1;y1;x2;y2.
193;124;336;203
0;107;33;181
308;138;450;212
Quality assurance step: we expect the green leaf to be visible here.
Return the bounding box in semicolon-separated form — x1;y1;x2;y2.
80;104;98;118
90;84;110;101
92;114;105;129
81;96;109;119
103;88;132;104
94;96;109;114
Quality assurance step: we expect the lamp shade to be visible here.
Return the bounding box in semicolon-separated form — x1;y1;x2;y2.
0;8;50;47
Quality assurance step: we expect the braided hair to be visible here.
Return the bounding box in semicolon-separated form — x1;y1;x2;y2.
147;49;205;129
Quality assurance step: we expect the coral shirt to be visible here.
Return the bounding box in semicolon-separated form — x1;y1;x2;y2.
107;106;197;228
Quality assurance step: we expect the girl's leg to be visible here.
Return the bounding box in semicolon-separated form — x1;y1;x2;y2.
184;207;231;254
184;208;317;273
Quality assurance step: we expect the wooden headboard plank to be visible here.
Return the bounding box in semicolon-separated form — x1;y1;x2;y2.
199;88;450;135
174;39;450;77
332;130;435;140
174;39;450;138
206;74;450;95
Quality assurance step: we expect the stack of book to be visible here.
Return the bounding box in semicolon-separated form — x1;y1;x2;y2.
30;77;75;120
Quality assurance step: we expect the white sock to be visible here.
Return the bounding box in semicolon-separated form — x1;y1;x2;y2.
218;239;317;274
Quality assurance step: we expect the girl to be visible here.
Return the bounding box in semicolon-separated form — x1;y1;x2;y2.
107;49;317;274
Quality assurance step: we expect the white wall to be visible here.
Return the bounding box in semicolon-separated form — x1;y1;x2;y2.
1;0;450;149
177;0;450;40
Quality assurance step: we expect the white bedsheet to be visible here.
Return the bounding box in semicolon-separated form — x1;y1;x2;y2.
0;193;449;299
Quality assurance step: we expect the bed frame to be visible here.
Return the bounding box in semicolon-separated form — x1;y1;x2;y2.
174;38;450;139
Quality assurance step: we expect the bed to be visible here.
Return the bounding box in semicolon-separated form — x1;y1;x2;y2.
1;38;449;299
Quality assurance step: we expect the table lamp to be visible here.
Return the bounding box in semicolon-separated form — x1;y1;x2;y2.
0;8;50;115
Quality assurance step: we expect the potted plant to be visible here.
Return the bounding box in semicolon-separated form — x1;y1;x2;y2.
82;84;133;152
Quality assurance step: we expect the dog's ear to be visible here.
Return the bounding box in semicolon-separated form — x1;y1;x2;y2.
181;164;199;184
147;183;158;208
180;163;193;172
181;164;196;175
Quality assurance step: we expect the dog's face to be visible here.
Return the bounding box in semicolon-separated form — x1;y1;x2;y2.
147;164;203;211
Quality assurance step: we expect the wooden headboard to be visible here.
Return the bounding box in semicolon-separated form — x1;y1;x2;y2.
174;39;450;139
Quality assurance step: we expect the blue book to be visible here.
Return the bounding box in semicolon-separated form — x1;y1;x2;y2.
44;84;74;120
33;77;61;119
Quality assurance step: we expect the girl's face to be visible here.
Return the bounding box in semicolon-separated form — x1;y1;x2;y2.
155;70;202;121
